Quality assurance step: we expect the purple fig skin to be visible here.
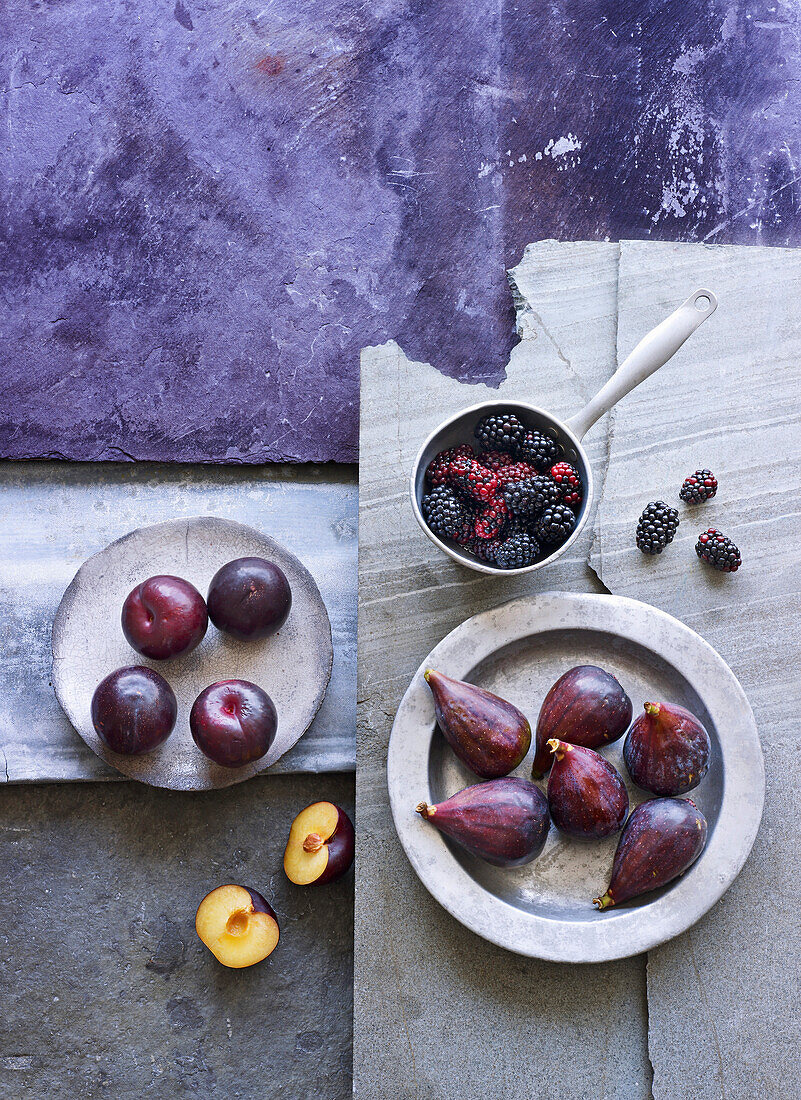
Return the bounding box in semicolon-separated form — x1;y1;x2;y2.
547;740;629;839
594;797;708;910
532;665;632;779
424;670;531;779
623;702;711;796
416;777;549;867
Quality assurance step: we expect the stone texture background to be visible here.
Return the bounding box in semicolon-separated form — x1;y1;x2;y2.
4;0;801;462
0;773;354;1099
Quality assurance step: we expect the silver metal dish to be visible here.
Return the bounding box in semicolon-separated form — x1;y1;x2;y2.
52;517;332;791
388;592;764;962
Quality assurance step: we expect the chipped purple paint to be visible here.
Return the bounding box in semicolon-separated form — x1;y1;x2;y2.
2;0;801;462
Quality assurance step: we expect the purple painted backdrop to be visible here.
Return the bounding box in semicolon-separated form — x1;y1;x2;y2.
2;0;800;463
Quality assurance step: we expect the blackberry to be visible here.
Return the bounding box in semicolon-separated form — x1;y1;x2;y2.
550;462;583;507
421;485;472;540
493;460;540;485
501;475;560;516
495;532;541;569
474;413;528;454
476;450;516;472
519;429;561;470
534;503;577;545
465;536;503;563
680;469;718;504
696;528;741;572
473;499;510;540
635;501;679;554
425;444;474;487
448;457;500;503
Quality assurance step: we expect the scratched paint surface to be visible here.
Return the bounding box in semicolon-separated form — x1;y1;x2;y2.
2;0;801;461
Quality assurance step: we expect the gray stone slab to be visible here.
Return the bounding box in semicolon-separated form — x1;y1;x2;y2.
0;772;354;1099
0;462;357;782
594;240;801;1099
355;249;652;1099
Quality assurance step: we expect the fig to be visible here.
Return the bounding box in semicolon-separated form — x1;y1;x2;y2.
416;777;549;867
594;797;708;910
546;739;628;839
532;665;632;778
424;670;531;779
623;701;711;796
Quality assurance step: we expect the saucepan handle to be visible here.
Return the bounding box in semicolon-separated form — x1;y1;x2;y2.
565;289;717;441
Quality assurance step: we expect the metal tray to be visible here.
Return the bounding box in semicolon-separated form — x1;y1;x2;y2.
388;592;764;962
52;517;332;791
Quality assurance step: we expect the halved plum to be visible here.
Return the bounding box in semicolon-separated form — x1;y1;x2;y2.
284;802;355;886
195;884;279;968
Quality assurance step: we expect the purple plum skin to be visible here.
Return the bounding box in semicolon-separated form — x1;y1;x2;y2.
418;777;549;867
121;575;208;660
242;886;277;920
91;666;177;755
532;665;633;778
190;679;277;768
547;742;628;839
425;670;531;779
624;702;711;796
316;807;356;885
595;797;708;909
207;557;292;641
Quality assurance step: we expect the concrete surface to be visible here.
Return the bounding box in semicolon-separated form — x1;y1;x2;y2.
5;1;801;462
0;461;356;783
0;772;354;1100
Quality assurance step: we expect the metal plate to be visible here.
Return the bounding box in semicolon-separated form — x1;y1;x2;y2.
52;517;332;790
388;592;764;962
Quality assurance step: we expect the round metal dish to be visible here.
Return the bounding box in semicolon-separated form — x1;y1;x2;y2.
52;517;332;791
388;592;763;962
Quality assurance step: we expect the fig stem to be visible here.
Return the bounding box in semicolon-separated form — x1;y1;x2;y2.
416;801;434;818
302;832;324;854
593;891;614;910
644;701;661;717
547;738;567;760
423;669;433;683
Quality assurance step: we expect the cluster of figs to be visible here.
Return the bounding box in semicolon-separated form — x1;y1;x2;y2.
416;665;711;909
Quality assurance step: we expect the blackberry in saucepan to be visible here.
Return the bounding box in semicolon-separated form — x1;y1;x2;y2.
448;457;500;503
425;444;474;487
519;429;561;470
494;532;541;569
635;501;679;554
476;450;516;472
696;528;741;572
679;469;718;504
465;536;503;563
501;475;560;516
421;485;472;540
549;462;583;507
474;413;527;454
473;499;510;540
533;503;576;545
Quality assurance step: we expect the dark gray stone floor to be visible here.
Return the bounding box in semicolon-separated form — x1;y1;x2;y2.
0;774;353;1099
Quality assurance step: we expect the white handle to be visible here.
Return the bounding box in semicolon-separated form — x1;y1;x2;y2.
565;289;718;440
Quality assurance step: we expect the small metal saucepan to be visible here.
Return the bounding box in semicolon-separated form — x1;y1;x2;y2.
410;289;718;575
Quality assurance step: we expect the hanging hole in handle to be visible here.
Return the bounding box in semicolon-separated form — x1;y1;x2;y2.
694;293;712;312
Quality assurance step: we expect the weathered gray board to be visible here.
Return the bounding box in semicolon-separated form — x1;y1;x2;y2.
356;242;653;1099
0;462;357;782
594;241;801;1100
